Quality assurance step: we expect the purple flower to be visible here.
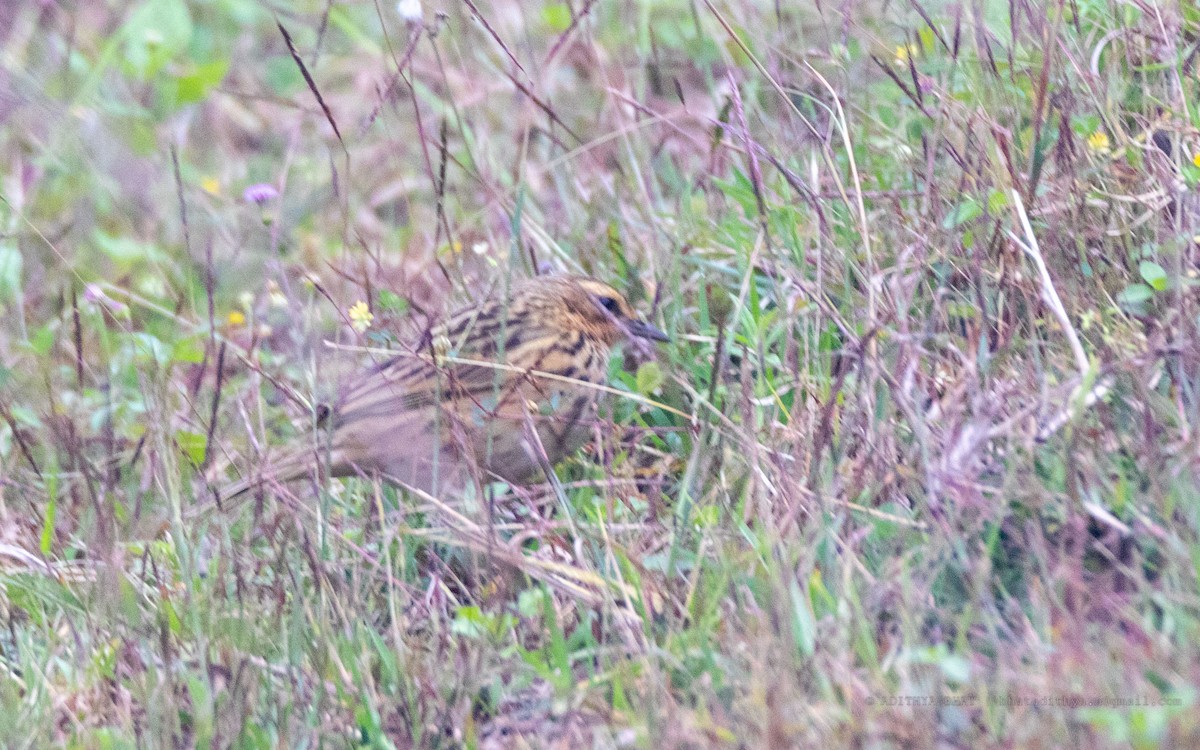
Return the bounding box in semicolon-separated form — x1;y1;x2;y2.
82;283;127;314
83;283;105;303
243;183;280;205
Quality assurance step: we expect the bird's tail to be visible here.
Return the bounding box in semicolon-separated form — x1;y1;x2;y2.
192;447;337;520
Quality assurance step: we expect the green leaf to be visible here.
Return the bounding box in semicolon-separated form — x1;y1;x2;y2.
1071;114;1102;137
93;230;170;266
790;577;816;657
451;605;489;639
517;588;548;619
986;189;1010;214
174;58;229;106
692;504;719;529
635;361;665;395
1139;260;1168;291
122;0;193;78
376;289;409;314
714;168;759;217
0;244;22;304
163;595;182;635
1180;161;1200;189
131;332;172;367
1117;283;1154;306
543;3;572;32
28;324;55;356
264;55;304;95
40;492;57;556
171;336;206;364
943;198;982;228
10;405;41;428
175;430;207;464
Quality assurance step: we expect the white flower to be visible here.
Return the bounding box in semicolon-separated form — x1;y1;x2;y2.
397;0;422;22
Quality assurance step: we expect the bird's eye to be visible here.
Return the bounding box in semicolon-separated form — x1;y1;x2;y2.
598;296;621;315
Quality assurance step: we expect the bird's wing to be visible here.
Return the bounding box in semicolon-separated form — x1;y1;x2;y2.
331;351;514;428
332;318;572;427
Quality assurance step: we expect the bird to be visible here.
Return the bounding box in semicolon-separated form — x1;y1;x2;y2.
211;274;669;505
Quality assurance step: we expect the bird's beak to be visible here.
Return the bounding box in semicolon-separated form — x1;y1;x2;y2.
626;318;670;342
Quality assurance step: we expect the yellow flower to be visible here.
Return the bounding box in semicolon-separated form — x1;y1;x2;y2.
200;177;221;195
1192;153;1200;168
894;43;918;66
226;310;246;327
348;301;374;332
1086;130;1110;154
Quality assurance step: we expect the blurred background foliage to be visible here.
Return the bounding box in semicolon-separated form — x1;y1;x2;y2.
3;0;1200;747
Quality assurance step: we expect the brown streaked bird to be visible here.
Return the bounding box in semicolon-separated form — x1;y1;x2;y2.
214;275;668;503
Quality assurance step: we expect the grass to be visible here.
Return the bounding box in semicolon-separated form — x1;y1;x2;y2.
3;0;1200;747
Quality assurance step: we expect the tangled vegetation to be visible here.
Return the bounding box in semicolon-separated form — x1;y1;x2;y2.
2;1;1200;747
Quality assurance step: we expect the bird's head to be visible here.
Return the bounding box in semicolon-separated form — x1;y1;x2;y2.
545;276;670;347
